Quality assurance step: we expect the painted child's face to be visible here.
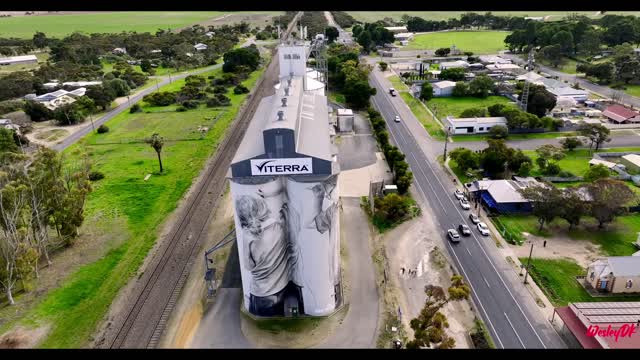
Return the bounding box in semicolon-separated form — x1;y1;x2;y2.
247;217;263;237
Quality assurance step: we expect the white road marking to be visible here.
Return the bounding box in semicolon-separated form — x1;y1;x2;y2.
466;248;472;256
483;276;491;289
504;312;525;348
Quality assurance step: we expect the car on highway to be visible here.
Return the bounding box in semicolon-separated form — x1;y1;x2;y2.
389;87;397;96
447;229;460;243
458;224;471;236
460;198;470;210
454;189;465;200
477;222;490;236
394;115;401;123
469;213;480;224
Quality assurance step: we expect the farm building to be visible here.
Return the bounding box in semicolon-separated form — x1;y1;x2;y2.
384;26;408;34
478;55;511;64
602;104;640;124
394;33;414;42
443;116;507;134
547;87;589;102
621;154;640;172
485;63;524;74
0;54;37;66
432;81;457;97
194;43;208;51
552;302;640;349
228;41;341;318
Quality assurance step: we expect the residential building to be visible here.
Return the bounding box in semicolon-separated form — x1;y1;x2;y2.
384;26;408;34
478;55;511;64
465;177;539;214
547;87;589;102
112;48;127;55
444;116;507;134
621;154;640;172
439;60;469;70
585;257;640;294
194;43;208;51
552;302;640;349
602;104;640;124
486;63;524;74
432;81;457;97
516;71;544;82
33;88;87;110
399;40;409;46
0;54;38;66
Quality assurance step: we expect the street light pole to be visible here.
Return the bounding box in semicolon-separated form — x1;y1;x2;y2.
443;126;451;160
523;242;534;284
89;113;95;132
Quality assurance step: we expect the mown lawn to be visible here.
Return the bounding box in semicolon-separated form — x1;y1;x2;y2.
0;12;228;38
452;131;577;142
428;96;512;119
328;91;346;105
622;84;640;98
388;75;409;91
404;31;510;54
346;11;640;22
523;148;640;178
521;258;640;306
399;92;446;140
2;65;265;348
501;214;640;256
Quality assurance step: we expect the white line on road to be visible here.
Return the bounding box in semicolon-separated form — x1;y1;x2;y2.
466;248;472;256
483;276;491;289
504;312;525;348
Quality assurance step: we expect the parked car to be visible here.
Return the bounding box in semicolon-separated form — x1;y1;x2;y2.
477;222;490;236
447;229;460;243
394;115;401;123
460;198;470;210
458;224;471;236
454;189;465;200
469;213;480;224
389;87;397;96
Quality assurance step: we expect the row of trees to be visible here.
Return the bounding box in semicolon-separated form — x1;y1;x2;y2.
576;43;640;85
352;22;395;53
449;139;533;179
327;43;377;109
298;11;328;40
520;178;636;231
0;147;93;305
330;12;357;29
367;108;413;194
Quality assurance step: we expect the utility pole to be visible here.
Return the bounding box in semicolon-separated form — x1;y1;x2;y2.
523;242;534;284
443;126;451;160
89;113;95;132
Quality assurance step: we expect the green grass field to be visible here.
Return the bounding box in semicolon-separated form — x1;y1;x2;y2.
622;84;640;98
428;96;512;118
399;92;446;140
521;258;640;306
523;148;640;178
0;12;273;38
388;75;409;91
501;214;640;256
403;31;509;54
347;11;640;23
0;64;265;347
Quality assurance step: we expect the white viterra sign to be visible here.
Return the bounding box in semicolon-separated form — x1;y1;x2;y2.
250;158;313;176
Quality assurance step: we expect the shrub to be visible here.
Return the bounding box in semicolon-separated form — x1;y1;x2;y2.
176;106;188;112
234;85;250;94
143;91;176;106
97;124;109;134
558;170;575;178
129;103;142;113
213;85;227;94
88;171;105;181
544;163;561;175
488;125;509;139
182;100;199;109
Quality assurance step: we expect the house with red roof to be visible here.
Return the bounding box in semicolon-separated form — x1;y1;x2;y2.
602;104;640;124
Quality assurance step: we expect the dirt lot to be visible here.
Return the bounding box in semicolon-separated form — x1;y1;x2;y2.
505;233;603;268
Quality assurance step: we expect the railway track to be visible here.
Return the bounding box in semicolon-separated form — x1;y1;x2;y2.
98;13;302;349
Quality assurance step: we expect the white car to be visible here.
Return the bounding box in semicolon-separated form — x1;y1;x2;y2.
394;115;401;123
477;222;490;236
460;198;470;210
454;189;465;200
447;229;461;243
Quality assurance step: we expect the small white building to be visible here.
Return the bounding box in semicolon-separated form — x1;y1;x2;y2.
394;32;414;42
486;63;523;73
478;55;511;64
194;43;208;51
384;26;408;34
439;60;469;70
432;81;457;97
548;87;589;102
0;54;38;66
399;40;409;46
112;48;127;55
621;154;640;173
444;116;508;134
205;31;215;38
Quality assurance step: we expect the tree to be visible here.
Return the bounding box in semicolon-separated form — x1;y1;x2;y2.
23;100;52;122
356;31;372;52
104;78;131;97
577;29;602;56
584;164;611;182
325;26;339;43
459;107;487;118
419;82;433;101
0;127;19;154
578;123;611;151
467;75;495;98
406;276;471;349
560;136;582;151
480;139;513;178
0;71;35;102
32;31;48;49
373;193;411;224
344;80;376;109
53;103;85;125
587;179;635;229
86;85;117;110
378;62;388;71
551;30;574;55
526;85;556;118
517;162;533;177
519;184;564;231
559;188;590;230
435;47;451;57
449;148;479;171
539;45;563;67
140;59;152;73
222;45;260;73
396;171;413;195
439;68;465;81
488;125;509;139
452;82;468;97
534;144;565;171
146;133;164;173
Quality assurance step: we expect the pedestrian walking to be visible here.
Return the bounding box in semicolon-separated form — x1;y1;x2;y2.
543;240;547;248
401;267;405;275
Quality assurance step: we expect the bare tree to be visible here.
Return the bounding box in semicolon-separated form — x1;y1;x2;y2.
0;182;30;305
610;89;624;104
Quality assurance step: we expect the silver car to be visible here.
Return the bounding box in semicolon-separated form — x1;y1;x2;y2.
460;198;470;210
454;189;465;200
477;222;490;236
447;229;461;243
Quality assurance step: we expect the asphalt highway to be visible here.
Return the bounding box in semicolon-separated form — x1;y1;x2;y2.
369;72;567;349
